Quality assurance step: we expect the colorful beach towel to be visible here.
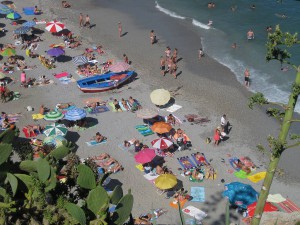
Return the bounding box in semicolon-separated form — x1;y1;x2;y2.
169;199;187;209
23;7;35;15
135;164;144;172
135;125;154;136
191;153;209;166
177;156;196;170
54;72;69;79
234;170;250;179
190;186;205;202
59;77;76;85
229;157;241;171
247;171;266;183
32;113;44;120
86;140;107;146
276;199;300;213
88;106;110;114
117;143;135;151
182;206;207;221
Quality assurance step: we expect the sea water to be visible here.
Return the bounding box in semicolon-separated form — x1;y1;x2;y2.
155;0;300;112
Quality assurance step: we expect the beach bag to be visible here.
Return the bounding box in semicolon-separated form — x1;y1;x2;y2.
206;137;211;144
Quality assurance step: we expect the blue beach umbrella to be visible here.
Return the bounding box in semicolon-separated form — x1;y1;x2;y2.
6;11;21;20
222;182;258;209
0;5;13;14
14;26;30;34
47;48;65;57
22;21;36;27
64;108;87;121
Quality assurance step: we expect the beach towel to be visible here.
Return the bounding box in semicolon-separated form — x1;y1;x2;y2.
234;170;250;179
177;156;196;170
169;199;187;209
163;104;182;113
23;7;35;15
75;122;97;131
205;168;217;180
34;80;54;87
88;106;110;114
135;164;144;172
276;199;300;213
59;77;76;85
191;153;209;166
182;206;207;221
32;113;44;120
143;173;159;181
267;194;286;203
135;125;154;136
190;186;205;202
165;114;182;125
117;143;135;151
247;171;266;183
54;72;69;79
36;20;46;24
16;67;33;71
108;102;117;112
229;157;241;171
86;139;107;146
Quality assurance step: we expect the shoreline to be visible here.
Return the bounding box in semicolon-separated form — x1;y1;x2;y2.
1;0;299;223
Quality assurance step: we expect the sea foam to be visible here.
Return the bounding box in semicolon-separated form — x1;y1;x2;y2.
155;1;186;20
192;19;211;30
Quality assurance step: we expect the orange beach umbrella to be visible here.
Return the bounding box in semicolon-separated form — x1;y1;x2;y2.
151;122;172;134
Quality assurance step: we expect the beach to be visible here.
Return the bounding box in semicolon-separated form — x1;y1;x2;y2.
1;0;300;224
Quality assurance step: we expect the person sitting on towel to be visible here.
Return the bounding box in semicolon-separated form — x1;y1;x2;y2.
195;152;208;166
234;159;251;174
166;114;176;125
192;168;204;181
93;132;107;143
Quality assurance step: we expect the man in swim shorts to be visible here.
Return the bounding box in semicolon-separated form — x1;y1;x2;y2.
244;68;250;87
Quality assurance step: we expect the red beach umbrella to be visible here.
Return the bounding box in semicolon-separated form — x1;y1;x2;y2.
45;20;65;33
247;202;278;217
151;137;173;150
134;148;156;164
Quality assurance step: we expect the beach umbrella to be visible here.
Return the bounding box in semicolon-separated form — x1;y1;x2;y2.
22;21;36;27
151;122;172;134
134;148;156;164
136;108;158;119
0;5;13;14
43;135;66;148
155;174;177;190
247;202;278;217
72;55;88;65
14;26;30;34
1;1;13;5
47;48;65;57
108;61;130;72
43;123;68;137
6;12;21;20
45;20;65;33
222;182;258;209
151;137;173;150
0;48;16;57
44;111;64;121
150;89;171;106
64;108;87;121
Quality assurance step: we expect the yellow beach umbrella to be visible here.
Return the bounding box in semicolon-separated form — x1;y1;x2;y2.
150;89;171;106
154;174;177;190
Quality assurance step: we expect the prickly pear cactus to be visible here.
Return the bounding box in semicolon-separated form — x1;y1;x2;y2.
87;186;109;216
111;190;134;225
110;185;123;205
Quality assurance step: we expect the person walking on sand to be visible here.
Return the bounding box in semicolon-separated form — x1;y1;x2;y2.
198;48;204;60
118;22;122;37
160;56;166;76
79;13;83;27
172;48;178;63
150;30;156;44
165;46;171;59
244;68;250;87
20;71;26;85
123;54;129;64
84;15;91;28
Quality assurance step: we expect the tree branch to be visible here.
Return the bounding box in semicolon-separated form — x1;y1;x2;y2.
287;119;300;123
286;142;300;149
268;101;288;110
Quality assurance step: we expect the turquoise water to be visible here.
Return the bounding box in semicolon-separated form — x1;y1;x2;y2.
156;0;300;111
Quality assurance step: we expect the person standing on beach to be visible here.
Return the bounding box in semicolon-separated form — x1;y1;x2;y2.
172;48;178;63
123;54;129;64
84;15;91;28
160;56;166;76
198;48;204;60
150;30;156;44
165;46;171;59
118;22;122;37
244;68;250;87
20;71;26;85
79;13;83;27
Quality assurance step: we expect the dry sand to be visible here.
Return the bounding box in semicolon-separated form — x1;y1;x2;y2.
1;0;299;224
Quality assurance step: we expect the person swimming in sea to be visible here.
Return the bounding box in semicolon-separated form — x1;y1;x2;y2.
275;13;287;19
247;29;254;40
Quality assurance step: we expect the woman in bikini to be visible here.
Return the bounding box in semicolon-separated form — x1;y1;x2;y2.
113;99;122;112
121;98;129;111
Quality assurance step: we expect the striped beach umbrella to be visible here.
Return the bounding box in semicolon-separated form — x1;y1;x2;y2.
0;5;13;14
22;21;36;27
43;123;68;137
0;48;16;57
45;20;65;33
64;108;87;121
72;55;88;65
44;111;64;121
14;26;30;34
6;12;21;20
47;48;65;57
43;135;66;148
151;137;173;150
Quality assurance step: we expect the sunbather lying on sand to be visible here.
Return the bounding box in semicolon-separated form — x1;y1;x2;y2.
92;132;107;143
56;102;74;109
24;124;44;133
30;138;43;146
87;101;107;109
106;162;123;173
234;159;251;174
95;157;116;167
195;152;208;166
91;153;110;160
191;168;204;181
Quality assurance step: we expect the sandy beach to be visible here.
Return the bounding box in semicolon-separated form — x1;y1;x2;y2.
1;0;300;224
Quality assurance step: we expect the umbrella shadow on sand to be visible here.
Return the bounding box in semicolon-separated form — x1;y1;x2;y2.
31;28;45;35
14;20;27;25
156;97;176;109
104;179;123;191
0;22;6;28
0;32;6;38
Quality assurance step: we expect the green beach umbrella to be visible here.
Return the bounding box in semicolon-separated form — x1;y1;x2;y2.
6;11;21;20
0;48;16;57
44;111;64;121
43;123;68;137
43;135;66;148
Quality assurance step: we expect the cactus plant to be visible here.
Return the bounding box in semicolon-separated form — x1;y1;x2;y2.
36;158;51;183
0;143;12;165
14;174;34;189
110;185;123;205
5;173;18;197
77;164;96;189
87;186;109;216
111;190;134;225
45;167;57;192
0;128;19;144
19;160;38;173
65;202;86;225
48;145;70;161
